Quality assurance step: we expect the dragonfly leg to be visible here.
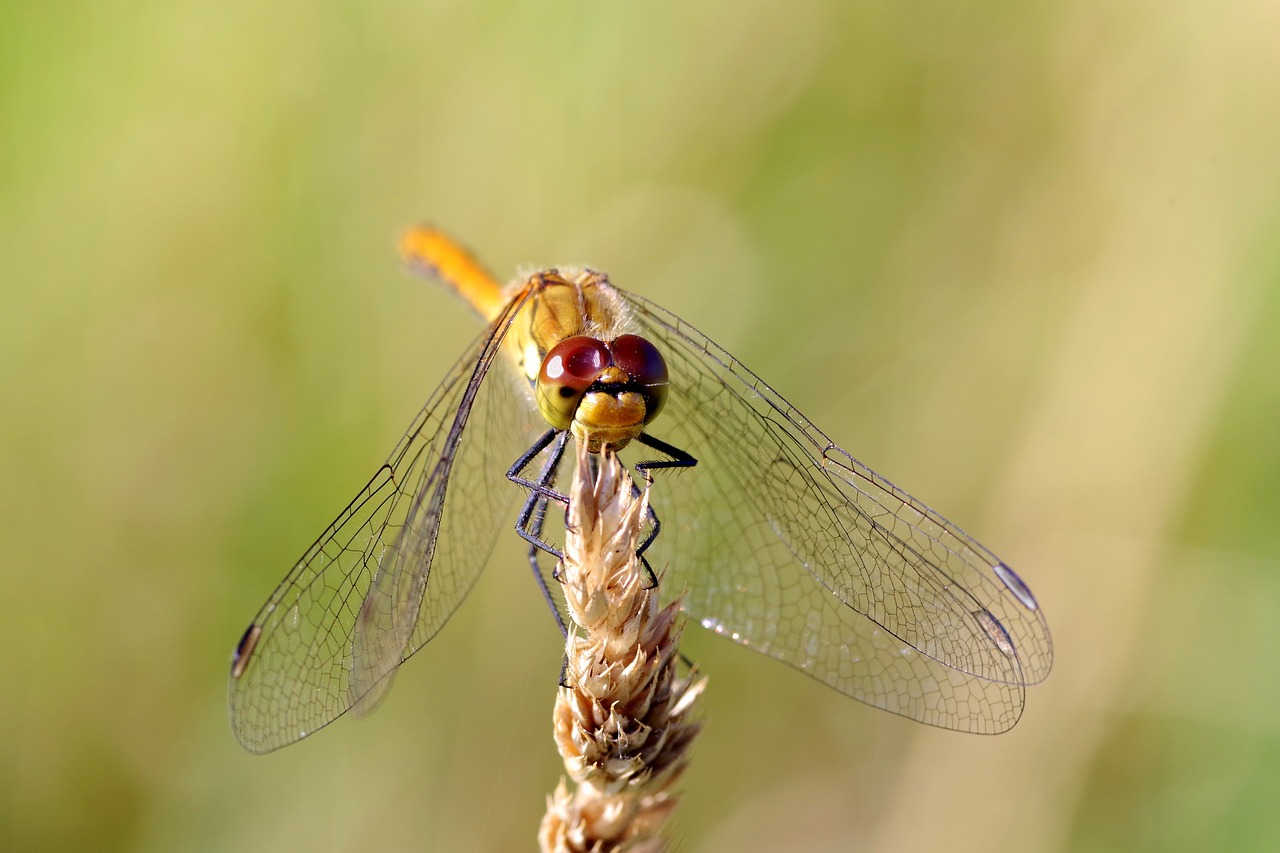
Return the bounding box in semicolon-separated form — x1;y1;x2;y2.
633;431;699;477
509;429;571;505
526;513;570;638
510;428;571;557
631;432;699;587
509;428;571;635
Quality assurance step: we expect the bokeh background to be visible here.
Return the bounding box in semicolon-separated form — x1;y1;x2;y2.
3;1;1278;851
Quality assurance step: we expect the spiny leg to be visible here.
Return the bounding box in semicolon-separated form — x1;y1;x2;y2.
629;432;699;587
508;428;572;636
510;428;571;556
509;431;578;685
634;433;700;672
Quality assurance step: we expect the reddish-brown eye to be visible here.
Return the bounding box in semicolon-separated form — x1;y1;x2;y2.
610;334;669;424
536;336;610;430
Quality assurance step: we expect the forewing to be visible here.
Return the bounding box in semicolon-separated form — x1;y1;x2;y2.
348;299;542;712
229;293;536;753
622;290;1053;733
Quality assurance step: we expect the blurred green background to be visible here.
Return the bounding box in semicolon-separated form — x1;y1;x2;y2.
3;1;1278;851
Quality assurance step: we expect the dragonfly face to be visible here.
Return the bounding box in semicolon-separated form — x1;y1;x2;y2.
534;333;669;450
228;227;1053;754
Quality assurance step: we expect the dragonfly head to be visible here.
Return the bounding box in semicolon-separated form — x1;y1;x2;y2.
535;334;669;451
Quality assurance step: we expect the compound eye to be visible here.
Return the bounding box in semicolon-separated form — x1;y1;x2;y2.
610;334;669;424
536;336;610;430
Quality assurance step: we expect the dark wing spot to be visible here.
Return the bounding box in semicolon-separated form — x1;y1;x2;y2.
231;624;262;679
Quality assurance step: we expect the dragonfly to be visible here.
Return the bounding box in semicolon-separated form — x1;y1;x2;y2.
229;227;1053;754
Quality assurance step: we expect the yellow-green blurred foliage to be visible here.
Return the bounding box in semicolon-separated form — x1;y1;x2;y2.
3;1;1278;851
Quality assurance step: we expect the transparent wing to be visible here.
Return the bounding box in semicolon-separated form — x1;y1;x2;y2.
229;292;539;754
622;290;1053;733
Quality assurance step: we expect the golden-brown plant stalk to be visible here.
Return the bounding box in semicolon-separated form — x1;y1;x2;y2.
538;444;706;853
